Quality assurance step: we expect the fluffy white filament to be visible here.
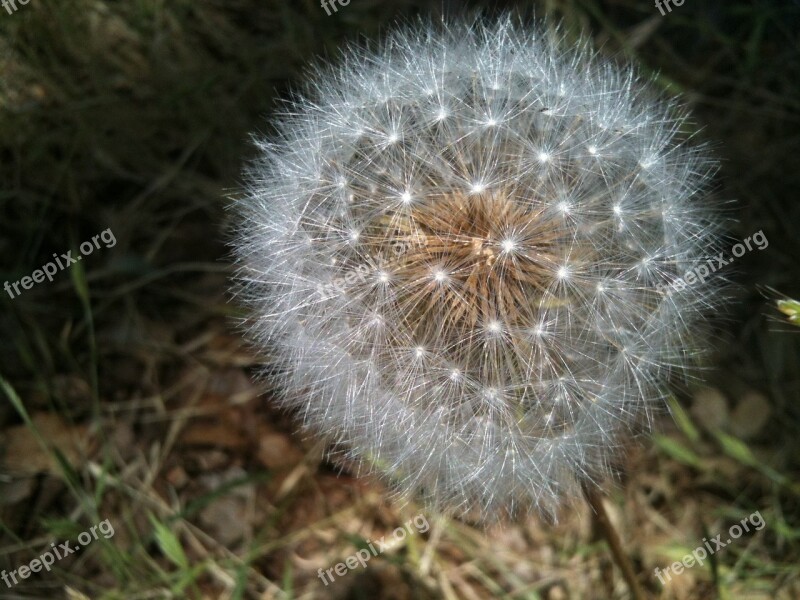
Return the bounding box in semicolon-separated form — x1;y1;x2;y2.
232;17;724;520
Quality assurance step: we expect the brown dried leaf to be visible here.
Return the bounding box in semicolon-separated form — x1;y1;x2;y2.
0;412;92;475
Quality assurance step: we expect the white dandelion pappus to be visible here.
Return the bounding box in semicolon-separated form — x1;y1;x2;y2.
231;17;725;520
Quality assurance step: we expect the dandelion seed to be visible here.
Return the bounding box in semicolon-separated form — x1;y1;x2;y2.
500;239;516;253
432;269;448;283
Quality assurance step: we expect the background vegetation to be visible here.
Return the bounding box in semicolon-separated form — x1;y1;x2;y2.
1;0;799;598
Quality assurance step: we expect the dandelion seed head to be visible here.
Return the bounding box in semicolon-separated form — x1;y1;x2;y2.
232;16;724;521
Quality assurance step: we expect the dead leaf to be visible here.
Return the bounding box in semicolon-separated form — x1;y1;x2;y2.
0;412;92;475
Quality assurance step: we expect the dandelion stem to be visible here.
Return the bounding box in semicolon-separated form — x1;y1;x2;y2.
583;484;648;600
